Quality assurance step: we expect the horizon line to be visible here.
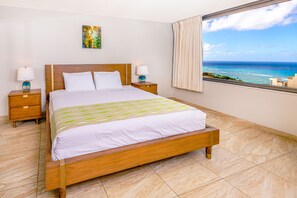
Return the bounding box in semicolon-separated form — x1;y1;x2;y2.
203;60;297;63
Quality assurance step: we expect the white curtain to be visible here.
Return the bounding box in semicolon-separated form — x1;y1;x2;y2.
172;16;203;92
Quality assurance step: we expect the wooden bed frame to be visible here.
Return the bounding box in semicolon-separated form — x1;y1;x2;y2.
45;64;220;198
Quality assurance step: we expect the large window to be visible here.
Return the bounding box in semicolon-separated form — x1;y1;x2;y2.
202;0;297;92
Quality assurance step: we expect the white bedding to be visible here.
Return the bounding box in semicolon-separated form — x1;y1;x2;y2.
50;86;206;160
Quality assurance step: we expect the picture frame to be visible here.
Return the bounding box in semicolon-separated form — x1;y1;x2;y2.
82;25;102;49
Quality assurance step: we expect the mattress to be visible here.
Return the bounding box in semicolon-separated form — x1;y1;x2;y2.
49;86;206;161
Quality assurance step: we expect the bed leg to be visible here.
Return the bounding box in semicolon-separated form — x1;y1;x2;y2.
59;187;66;198
206;146;212;159
59;159;66;198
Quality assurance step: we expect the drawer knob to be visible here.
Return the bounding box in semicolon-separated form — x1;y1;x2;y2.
23;106;29;109
23;95;28;98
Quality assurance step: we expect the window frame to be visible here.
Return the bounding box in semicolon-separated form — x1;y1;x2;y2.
202;0;296;94
203;77;297;94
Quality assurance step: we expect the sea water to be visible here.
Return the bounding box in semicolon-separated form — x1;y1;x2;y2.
203;61;297;85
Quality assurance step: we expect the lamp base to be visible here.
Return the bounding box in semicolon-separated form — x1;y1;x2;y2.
22;81;31;92
138;75;146;83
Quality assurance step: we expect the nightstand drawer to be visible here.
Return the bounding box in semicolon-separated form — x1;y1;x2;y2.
140;85;157;94
9;94;40;107
10;105;41;120
131;82;158;94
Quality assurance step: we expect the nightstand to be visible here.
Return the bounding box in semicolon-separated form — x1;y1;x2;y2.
131;82;158;94
8;89;42;128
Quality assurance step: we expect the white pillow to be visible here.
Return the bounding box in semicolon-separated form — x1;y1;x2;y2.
63;72;95;91
94;71;123;90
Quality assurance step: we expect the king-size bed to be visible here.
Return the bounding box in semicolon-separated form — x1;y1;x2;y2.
45;64;219;198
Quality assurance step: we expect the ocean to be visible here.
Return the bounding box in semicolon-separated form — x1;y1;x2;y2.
203;61;297;85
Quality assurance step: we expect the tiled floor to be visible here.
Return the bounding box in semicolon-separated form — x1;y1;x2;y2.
1;101;297;198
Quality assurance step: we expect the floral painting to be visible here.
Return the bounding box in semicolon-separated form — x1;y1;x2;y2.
82;25;101;49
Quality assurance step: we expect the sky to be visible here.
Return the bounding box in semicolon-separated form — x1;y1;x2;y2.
203;0;297;62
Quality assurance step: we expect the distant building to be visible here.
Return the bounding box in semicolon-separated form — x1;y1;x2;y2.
269;78;286;87
287;74;297;88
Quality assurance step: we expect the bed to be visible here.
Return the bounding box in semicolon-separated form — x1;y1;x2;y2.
45;64;219;198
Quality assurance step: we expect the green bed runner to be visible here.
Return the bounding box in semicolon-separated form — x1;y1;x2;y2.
51;98;195;140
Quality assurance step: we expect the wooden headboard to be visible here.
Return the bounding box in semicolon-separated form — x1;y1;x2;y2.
45;64;132;98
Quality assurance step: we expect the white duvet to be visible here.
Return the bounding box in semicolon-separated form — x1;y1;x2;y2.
50;86;206;161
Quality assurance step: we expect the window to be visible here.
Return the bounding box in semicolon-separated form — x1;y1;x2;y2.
202;0;297;93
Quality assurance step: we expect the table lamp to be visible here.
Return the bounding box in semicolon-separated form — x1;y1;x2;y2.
17;67;35;92
136;65;148;83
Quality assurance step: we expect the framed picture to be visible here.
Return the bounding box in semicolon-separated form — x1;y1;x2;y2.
82;25;101;49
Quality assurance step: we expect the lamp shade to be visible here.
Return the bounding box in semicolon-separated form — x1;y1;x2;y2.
136;65;148;76
17;67;35;81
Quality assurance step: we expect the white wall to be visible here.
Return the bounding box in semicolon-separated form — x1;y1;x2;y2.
2;7;296;138
173;81;297;136
0;7;173;115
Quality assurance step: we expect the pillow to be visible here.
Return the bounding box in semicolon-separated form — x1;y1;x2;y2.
94;71;123;90
63;72;95;91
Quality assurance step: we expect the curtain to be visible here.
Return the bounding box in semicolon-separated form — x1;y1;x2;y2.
172;16;203;92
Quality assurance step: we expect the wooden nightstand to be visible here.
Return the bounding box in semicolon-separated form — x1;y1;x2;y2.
8;89;42;128
131;82;158;94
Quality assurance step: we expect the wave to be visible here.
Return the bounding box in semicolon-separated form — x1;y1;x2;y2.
204;68;220;71
204;69;227;73
251;73;272;77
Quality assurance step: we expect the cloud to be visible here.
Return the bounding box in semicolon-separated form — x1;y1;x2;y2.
204;50;240;57
203;42;216;51
279;50;297;56
203;42;223;57
205;50;255;57
203;0;297;32
254;44;275;48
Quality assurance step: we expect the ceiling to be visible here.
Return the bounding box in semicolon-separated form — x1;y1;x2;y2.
0;0;258;23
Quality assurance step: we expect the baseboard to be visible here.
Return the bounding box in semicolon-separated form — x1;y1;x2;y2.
256;125;297;142
0;115;8;122
169;97;297;142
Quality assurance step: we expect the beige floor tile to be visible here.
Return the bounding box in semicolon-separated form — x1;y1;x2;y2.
207;116;253;136
101;165;176;198
260;151;297;185
37;179;58;197
37;161;46;183
226;166;297;198
38;177;107;198
0;121;16;132
220;123;253;136
190;146;254;178
39;143;46;161
179;179;248;198
37;190;58;198
39;123;46;149
287;149;297;159
0;120;40;137
0;130;40;156
67;178;108;198
37;179;46;194
0;121;41;159
150;153;197;175
189;145;219;160
0;149;39;191
159;163;219;195
0;182;37;198
38;146;46;182
220;128;296;164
